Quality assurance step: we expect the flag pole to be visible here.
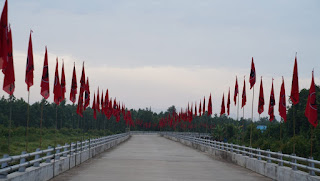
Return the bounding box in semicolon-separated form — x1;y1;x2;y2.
250;86;254;147
310;125;313;157
8;95;13;154
237;93;239;121
293;105;295;153
26;90;30;152
280;118;282;151
40;99;44;149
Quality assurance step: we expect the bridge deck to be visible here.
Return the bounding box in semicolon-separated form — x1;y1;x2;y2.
52;135;270;181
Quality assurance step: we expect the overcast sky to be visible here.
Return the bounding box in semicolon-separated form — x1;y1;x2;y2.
0;0;319;120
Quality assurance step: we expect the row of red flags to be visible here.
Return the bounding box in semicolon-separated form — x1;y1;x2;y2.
229;57;317;127
0;1;317;128
0;1;134;126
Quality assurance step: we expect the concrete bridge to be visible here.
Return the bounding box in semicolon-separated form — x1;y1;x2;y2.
1;132;319;181
51;134;269;181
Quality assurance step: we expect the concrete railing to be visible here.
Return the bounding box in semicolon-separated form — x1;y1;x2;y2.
0;133;130;181
162;132;320;181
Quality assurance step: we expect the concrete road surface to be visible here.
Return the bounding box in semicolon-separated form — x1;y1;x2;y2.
51;135;270;181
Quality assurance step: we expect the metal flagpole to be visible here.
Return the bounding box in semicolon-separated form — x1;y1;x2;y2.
26;91;30;152
40;100;44;149
250;86;254;147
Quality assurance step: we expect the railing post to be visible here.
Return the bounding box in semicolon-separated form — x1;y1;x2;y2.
249;147;253;158
257;148;261;160
292;154;297;171
309;157;315;176
18;151;27;172
230;144;233;153
63;143;68;157
278;151;283;166
242;145;246;156
46;146;52;163
56;144;61;160
71;142;74;155
0;154;9;178
33;148;41;167
267;149;271;163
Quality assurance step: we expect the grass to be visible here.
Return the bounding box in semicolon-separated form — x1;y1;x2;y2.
0;126;114;157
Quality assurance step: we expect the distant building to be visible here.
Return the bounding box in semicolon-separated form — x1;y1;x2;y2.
256;125;267;133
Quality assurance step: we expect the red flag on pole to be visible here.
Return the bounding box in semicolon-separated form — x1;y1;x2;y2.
96;87;100;112
305;71;317;127
290;55;299;105
92;92;97;120
258;77;264;114
199;100;202;116
3;26;14;95
101;90;104;112
268;79;275;121
227;88;230;115
25;31;34;91
53;58;62;105
79;62;85;94
61;61;66;101
104;89;109;114
84;77;90;109
279;77;287;122
220;93;225;116
0;0;8;70
242;78;246;108
76;92;83;117
208;93;212;116
203;96;206;114
40;47;49;99
234;76;238;105
70;63;77;103
249;57;256;89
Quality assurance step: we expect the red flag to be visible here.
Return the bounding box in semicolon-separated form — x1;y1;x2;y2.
3;26;14;95
92;93;97;120
268;79;275;121
242;78;246;108
84;77;90;109
290;55;299;105
96;87;100;112
249;57;256;89
203;96;206;114
234;76;238;105
199;100;202;116
104;89;109;114
53;58;62;105
76;92;83;117
208;93;212;116
40;47;49;99
227;88;230;115
258;77;264;114
25;31;34;91
101;90;104;112
279;77;287;122
70;63;77;103
61;61;66;101
79;62;86;94
0;0;8;70
220;93;225;116
305;71;317;127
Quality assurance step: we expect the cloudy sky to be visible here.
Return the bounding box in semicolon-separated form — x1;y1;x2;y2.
0;0;319;120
